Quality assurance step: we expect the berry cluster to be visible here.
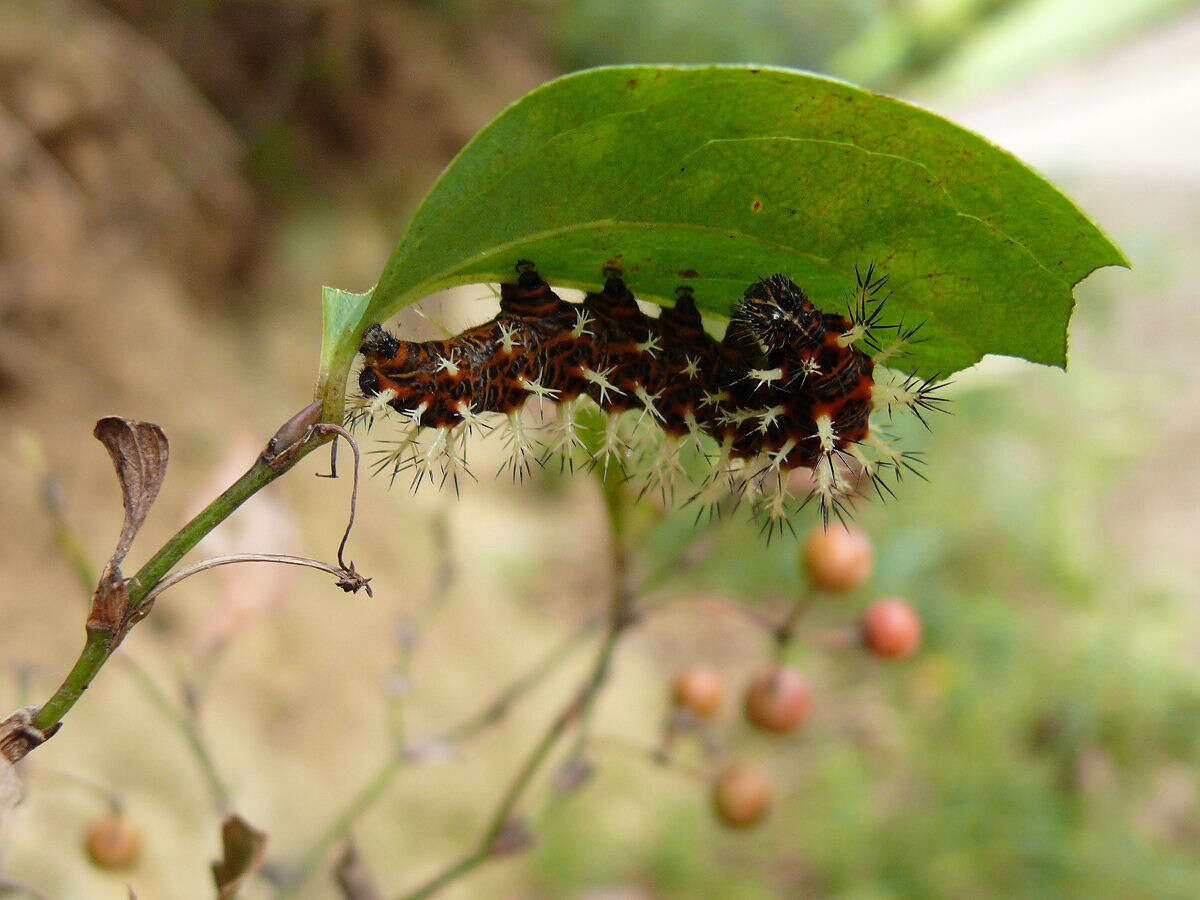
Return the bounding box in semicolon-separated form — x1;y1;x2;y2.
667;523;922;829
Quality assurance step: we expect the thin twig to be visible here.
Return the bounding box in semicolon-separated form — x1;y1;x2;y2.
276;611;605;896
773;591;815;660
587;733;711;783
21;764;124;811
441;610;606;746
388;509;454;742
640;590;782;636
140;553;368;609
399;623;626;900
396;478;637;900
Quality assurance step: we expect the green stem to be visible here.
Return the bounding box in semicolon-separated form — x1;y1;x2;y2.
124;453;307;612
482;622;622;848
286;747;410;895
399;623;624;900
31;432;329;734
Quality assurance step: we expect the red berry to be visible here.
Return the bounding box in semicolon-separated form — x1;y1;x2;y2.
712;763;771;828
861;598;922;659
85;812;141;869
802;523;872;593
671;665;724;719
743;667;812;734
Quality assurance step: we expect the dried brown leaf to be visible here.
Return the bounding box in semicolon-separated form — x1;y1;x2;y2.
92;417;169;567
211;814;268;899
86;418;168;636
87;562;131;636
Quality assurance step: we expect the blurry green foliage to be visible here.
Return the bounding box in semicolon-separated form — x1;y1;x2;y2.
553;0;876;72
552;0;1195;95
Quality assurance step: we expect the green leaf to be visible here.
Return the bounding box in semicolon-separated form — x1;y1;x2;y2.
326;64;1125;400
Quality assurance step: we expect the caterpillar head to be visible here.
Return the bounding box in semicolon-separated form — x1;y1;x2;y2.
727;275;824;360
358;324;402;397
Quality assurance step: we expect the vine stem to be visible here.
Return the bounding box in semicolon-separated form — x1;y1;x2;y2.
30;426;332;735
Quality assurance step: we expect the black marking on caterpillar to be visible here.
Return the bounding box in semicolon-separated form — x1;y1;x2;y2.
351;261;950;532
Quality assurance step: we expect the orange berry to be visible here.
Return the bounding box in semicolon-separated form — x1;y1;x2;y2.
85;812;141;869
802;523;872;593
712;763;771;828
861;598;922;659
743;667;812;734
671;665;724;719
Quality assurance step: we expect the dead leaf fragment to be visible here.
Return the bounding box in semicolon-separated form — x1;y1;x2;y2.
211;814;268;899
87;418;168;636
93;417;169;568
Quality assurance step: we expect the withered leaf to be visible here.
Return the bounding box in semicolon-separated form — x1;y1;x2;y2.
93;418;169;568
212;815;268;899
87;419;168;636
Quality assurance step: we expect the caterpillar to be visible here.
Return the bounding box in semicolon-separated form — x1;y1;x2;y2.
353;261;947;534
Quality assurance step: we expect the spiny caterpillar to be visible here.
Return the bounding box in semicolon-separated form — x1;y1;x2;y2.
352;261;947;534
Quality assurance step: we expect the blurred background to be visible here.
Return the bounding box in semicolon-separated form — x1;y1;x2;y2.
2;0;1198;897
